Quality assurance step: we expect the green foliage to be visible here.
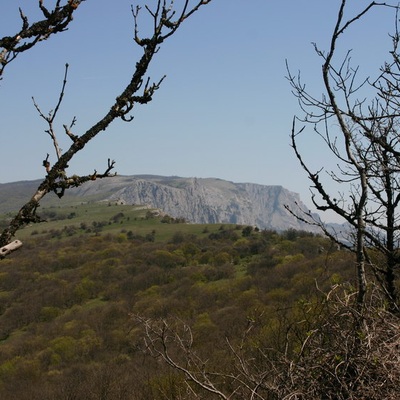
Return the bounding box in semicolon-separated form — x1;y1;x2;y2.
0;205;355;398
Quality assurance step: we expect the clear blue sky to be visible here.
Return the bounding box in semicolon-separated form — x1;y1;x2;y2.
0;1;396;219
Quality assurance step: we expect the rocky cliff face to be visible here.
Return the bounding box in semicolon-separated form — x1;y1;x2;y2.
0;175;320;231
100;175;318;231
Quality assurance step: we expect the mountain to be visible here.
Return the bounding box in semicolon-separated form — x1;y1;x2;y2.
0;175;320;232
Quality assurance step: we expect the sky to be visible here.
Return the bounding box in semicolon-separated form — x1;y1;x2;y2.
0;0;397;221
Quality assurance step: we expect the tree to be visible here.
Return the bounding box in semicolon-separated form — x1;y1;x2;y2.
287;0;400;312
131;2;400;398
0;0;211;256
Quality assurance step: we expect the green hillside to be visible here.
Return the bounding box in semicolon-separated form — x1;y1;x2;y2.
0;201;227;243
0;202;359;399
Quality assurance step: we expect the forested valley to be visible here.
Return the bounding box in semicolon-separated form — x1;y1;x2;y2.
0;202;359;399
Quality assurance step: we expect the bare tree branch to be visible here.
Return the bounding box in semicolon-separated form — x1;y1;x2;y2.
0;0;212;251
134;285;400;399
0;1;84;79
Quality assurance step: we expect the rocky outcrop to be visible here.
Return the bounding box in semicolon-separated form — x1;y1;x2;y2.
103;175;318;231
0;175;320;231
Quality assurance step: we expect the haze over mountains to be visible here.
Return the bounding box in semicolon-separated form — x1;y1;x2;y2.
0;175;322;232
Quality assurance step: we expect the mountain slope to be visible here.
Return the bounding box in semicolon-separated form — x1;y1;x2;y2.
0;175;319;231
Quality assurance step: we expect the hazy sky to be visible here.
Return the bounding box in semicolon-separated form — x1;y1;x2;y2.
0;1;397;218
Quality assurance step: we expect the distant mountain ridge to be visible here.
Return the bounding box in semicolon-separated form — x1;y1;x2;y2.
0;175;320;232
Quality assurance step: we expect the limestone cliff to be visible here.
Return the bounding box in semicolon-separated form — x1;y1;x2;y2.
103;175;318;231
0;175;320;231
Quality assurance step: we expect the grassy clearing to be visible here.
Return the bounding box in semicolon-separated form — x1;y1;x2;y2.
2;202;235;243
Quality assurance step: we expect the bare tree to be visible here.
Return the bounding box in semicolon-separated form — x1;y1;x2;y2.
130;2;400;398
287;0;400;312
134;285;400;399
0;0;211;256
